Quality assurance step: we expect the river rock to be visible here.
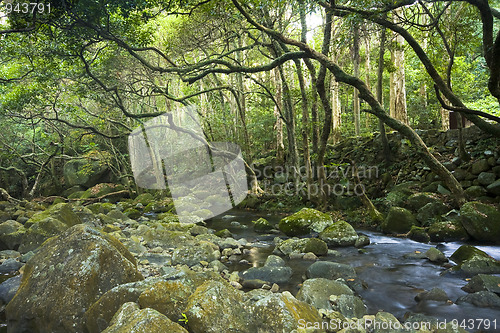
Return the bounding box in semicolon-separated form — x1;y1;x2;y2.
253;217;274;232
0;220;24;250
450;245;500;274
18;203;83;253
415;288;449;302
486;179;500;196
184;280;251;333
407;226;430;243
240;255;292;285
355;235;370;248
477;172;496;186
171;240;220;267
428;221;469;242
460;201;500;243
385;181;419;207
456;291;500;308
278;238;328;256
471;159;490;175
306;261;357;281
319;221;358;247
278;208;333;236
296;278;353;311
406;192;441;211
465;185;488;198
425;247;448;264
102;302;188;333
0;274;21;305
251;291;323;332
416;202;450;226
381;207;417;234
6;224;143;333
462;274;500;294
0;258;22;274
329;294;366;318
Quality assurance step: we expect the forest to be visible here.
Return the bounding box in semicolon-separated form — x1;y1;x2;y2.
0;0;500;332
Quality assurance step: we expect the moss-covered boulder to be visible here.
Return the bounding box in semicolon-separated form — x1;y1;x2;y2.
253;217;274;232
123;208;141;220
428;221;469;242
319;221;358;247
102;302;188;333
296;278;353;311
63;159;109;188
416;202;450;226
184;280;251;333
406;192;442;211
407;226;430;243
277;238;328;256
460;202;500;243
278;208;333;236
17;203;83;253
450;245;500;275
385;181;419;207
133;193;155;206
381;207;417;234
171;241;220;267
462;274;500;294
251;291;323;332
6;224;143;333
240;255;292;285
0;220;24;250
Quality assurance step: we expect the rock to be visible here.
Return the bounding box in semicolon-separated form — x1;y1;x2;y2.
415;288;449;302
460;201;500;243
278;238;328;256
471;159;490;175
251;291;322;332
6;224;143;333
63;159;109;188
0;258;22;274
214;229;232;238
0;274;21;305
303;252;318;261
450;245;500;275
385;181;419;207
486;179;500;196
240;255;292;285
428;221;469;242
329;294;366;318
425;247;448;264
123;208;141;219
184;280;251;333
456;291;500;308
406;192;441;211
102;302;188;333
354;235;370;248
407;226;430;243
278;208;333;236
171;241;220;267
306;261;357;281
319;221;358;247
416;202;450;226
296;278;353;310
253;217;274;232
461;274;500;294
0;220;24;250
437;184;451;195
465;185;487;198
381;207;417;234
477;172;496;186
452;168;468;181
374;312;402;333
132;193;155;206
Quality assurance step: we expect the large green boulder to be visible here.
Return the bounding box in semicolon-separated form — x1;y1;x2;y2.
428;221;469;242
184;280;251;333
0;220;24;250
450;245;500;275
296;278;353;311
102;302;188;333
18;203;83;253
278;208;333;236
381;207;417;234
6;224;143;333
319;221;358;247
406;192;442;211
460;202;500;243
63;159;109;188
252;217;274;233
277;238;328;256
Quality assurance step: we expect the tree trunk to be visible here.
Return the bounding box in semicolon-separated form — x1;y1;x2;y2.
353;24;361;135
377;26;392;164
272;67;285;164
390;9;408;124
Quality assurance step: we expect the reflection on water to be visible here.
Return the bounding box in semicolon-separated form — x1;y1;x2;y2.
208;210;500;330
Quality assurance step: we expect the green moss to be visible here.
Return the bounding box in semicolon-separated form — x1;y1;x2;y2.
253;218;273;232
278;208;332;236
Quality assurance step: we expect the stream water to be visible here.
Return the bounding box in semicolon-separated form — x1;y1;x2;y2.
208;209;500;332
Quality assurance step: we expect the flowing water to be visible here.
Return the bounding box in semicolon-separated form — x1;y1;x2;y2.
208;210;500;331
